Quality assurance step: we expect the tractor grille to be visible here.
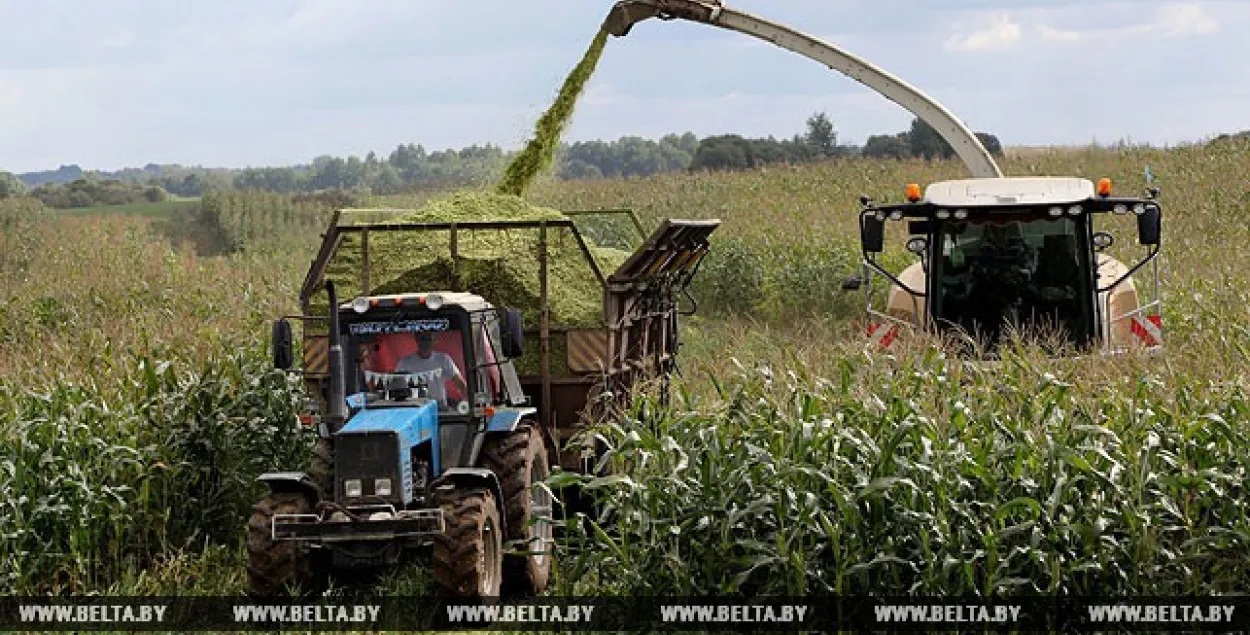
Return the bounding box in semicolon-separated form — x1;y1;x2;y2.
335;432;401;504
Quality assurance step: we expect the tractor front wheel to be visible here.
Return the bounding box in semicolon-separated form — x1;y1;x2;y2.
432;488;503;597
246;492;316;597
482;425;553;594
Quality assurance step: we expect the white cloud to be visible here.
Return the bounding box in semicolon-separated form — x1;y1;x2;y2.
1037;24;1081;42
944;14;1022;53
1154;3;1219;37
1029;2;1218;45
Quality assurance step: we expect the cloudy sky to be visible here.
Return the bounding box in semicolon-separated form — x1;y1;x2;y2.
0;0;1245;172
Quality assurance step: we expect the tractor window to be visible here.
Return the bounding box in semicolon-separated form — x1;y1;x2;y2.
932;216;1092;349
470;321;502;406
355;329;469;411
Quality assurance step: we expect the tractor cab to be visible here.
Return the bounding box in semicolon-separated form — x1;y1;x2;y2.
851;177;1163;353
340;291;524;417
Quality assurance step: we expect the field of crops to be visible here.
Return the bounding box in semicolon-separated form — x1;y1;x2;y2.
2;140;1249;596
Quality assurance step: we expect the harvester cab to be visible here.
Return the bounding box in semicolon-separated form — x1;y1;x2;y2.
851;177;1163;353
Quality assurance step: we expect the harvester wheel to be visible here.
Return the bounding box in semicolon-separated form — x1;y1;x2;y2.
482;425;552;594
432;488;503;597
308;437;334;497
246;492;315;597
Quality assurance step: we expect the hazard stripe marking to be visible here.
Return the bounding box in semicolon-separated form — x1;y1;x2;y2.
1130;314;1163;347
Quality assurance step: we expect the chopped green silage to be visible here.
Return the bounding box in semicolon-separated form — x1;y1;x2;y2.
313;192;630;376
497;29;610;197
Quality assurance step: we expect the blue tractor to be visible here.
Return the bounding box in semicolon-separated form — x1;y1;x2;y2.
253;283;551;597
250;210;719;597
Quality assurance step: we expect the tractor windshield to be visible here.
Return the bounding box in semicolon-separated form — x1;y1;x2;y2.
350;326;471;413
930;215;1093;349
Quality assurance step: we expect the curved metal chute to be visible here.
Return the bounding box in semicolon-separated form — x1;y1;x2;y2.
604;0;1003;179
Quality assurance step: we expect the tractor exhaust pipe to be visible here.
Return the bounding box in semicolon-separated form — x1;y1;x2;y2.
603;0;722;37
324;280;349;433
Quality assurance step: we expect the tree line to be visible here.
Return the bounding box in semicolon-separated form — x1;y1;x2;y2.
1;114;1004;203
28;179;169;209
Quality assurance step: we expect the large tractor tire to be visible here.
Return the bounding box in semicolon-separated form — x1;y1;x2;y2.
246;492;316;597
308;437;334;497
432;488;503;597
481;425;553;594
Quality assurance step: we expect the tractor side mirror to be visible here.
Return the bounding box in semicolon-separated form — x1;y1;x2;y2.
906;237;928;256
1092;232;1114;252
271;319;294;370
861;214;885;254
1138;206;1161;246
841;275;862;291
500;308;525;358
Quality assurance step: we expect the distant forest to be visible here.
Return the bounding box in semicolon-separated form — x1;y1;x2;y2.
1;114;1003;208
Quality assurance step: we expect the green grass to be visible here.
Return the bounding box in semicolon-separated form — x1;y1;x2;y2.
53;199;201;219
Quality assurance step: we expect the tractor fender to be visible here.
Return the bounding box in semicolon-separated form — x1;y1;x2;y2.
484;407;538;434
432;468;506;537
257;471;321;502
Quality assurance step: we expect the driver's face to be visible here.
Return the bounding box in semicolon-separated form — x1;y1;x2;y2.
416;334;434;356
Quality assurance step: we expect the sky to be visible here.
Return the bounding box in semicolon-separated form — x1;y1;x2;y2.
0;0;1247;173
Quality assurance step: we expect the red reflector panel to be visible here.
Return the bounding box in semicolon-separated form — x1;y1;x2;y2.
867;322;899;348
1130;314;1163;347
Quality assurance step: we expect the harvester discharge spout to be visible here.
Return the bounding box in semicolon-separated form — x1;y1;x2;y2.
603;0;723;37
603;0;1003;179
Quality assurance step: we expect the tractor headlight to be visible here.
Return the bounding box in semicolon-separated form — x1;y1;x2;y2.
351;297;370;314
1113;204;1129;215
1048;206;1064;217
345;479;363;498
374;478;392;497
1067;205;1083;217
425;294;445;311
953;209;969;220
935;209;951;220
1133;204;1147;215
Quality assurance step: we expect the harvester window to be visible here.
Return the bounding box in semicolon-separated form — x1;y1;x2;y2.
932;217;1092;348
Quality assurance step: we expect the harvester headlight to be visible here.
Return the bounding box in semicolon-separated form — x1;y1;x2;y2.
1048;206;1064;217
1133;204;1147;215
953;209;969;220
351;297;370;314
1067;205;1083;216
345;479;363;498
889;210;904;220
874;211;886;221
1113;204;1129;215
935;209;951;220
374;478;392;497
425;293;445;311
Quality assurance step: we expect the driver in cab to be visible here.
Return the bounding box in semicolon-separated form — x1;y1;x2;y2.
395;331;467;409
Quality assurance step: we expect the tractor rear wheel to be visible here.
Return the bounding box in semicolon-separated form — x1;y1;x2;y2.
482;425;552;594
432;488;503;597
246;492;316;597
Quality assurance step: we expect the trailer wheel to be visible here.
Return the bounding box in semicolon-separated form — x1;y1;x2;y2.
482;425;552;594
309;437;334;497
246;492;315;597
432;488;503;597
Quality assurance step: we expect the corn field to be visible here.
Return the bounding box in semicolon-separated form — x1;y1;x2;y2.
2;139;1250;596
